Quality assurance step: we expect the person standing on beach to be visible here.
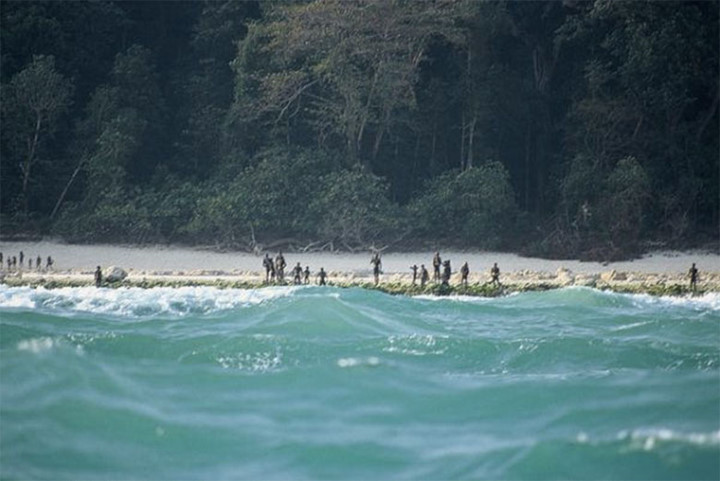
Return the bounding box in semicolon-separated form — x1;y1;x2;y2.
420;265;429;287
47;256;54;271
490;263;501;286
36;255;41;271
304;266;310;284
275;252;286;283
433;252;442;282
442;260;451;286
689;263;699;291
293;262;303;285
460;262;469;286
19;251;24;267
263;253;275;284
410;265;418;285
94;266;103;287
28;259;33;270
371;253;382;285
317;267;327;286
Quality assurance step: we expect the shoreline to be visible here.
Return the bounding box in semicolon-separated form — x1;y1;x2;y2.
0;240;717;297
1;268;715;298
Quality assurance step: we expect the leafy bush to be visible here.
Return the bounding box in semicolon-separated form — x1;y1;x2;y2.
601;156;651;246
409;162;518;249
308;167;403;247
53;179;202;244
184;147;340;246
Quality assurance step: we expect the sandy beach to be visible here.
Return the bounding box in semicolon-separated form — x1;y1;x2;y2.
0;240;718;291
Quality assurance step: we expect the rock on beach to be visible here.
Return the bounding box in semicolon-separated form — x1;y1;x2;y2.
104;266;128;282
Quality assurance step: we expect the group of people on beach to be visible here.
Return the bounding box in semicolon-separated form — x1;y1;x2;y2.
258;250;504;288
0;251;54;272
1;246;703;291
408;251;501;288
258;250;701;291
262;252;327;285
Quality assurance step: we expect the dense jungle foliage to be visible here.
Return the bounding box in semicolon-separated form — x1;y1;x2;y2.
1;0;718;259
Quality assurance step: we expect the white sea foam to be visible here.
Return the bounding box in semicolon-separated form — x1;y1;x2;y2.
412;294;499;303
616;292;720;311
0;285;300;318
216;350;283;372
337;356;381;368
413;287;720;311
621;428;720;450
383;334;448;356
17;337;56;353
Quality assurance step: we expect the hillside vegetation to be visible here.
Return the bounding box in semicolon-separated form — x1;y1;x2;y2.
1;0;717;259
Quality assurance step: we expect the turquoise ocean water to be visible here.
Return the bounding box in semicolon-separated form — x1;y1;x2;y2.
1;285;718;480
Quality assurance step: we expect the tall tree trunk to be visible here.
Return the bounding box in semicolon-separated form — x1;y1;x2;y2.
430;124;437;175
466;115;476;170
524;122;531;210
51;158;85;219
21;114;42;215
460;112;466;171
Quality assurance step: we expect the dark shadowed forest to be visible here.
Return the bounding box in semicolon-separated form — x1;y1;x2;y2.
1;0;718;260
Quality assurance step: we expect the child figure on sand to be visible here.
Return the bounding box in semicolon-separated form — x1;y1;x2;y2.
689;263;699;291
371;253;382;285
490;263;501;286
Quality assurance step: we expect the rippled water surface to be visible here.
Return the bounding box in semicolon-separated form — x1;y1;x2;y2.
1;285;718;480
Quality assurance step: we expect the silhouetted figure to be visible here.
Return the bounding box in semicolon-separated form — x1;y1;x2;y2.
94;266;103;287
293;262;303;285
442;260;451;286
410;265;418;285
263;254;274;283
47;256;54;271
6;258;10;271
275;252;286;282
28;259;33;270
490;263;501;286
432;252;442;282
317;267;327;286
420;265;429;288
460;262;469;286
12;256;17;270
19;251;24;267
304;266;310;284
36;255;41;270
371;253;382;285
689;263;699;291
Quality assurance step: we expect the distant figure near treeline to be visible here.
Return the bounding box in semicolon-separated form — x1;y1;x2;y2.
317;267;327;286
410;265;418;285
371;253;382;285
420;265;429;287
263;254;275;283
433;252;442;282
688;263;698;291
460;262;469;286
490;263;501;286
95;266;103;287
275;252;286;282
293;262;303;285
441;260;451;286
